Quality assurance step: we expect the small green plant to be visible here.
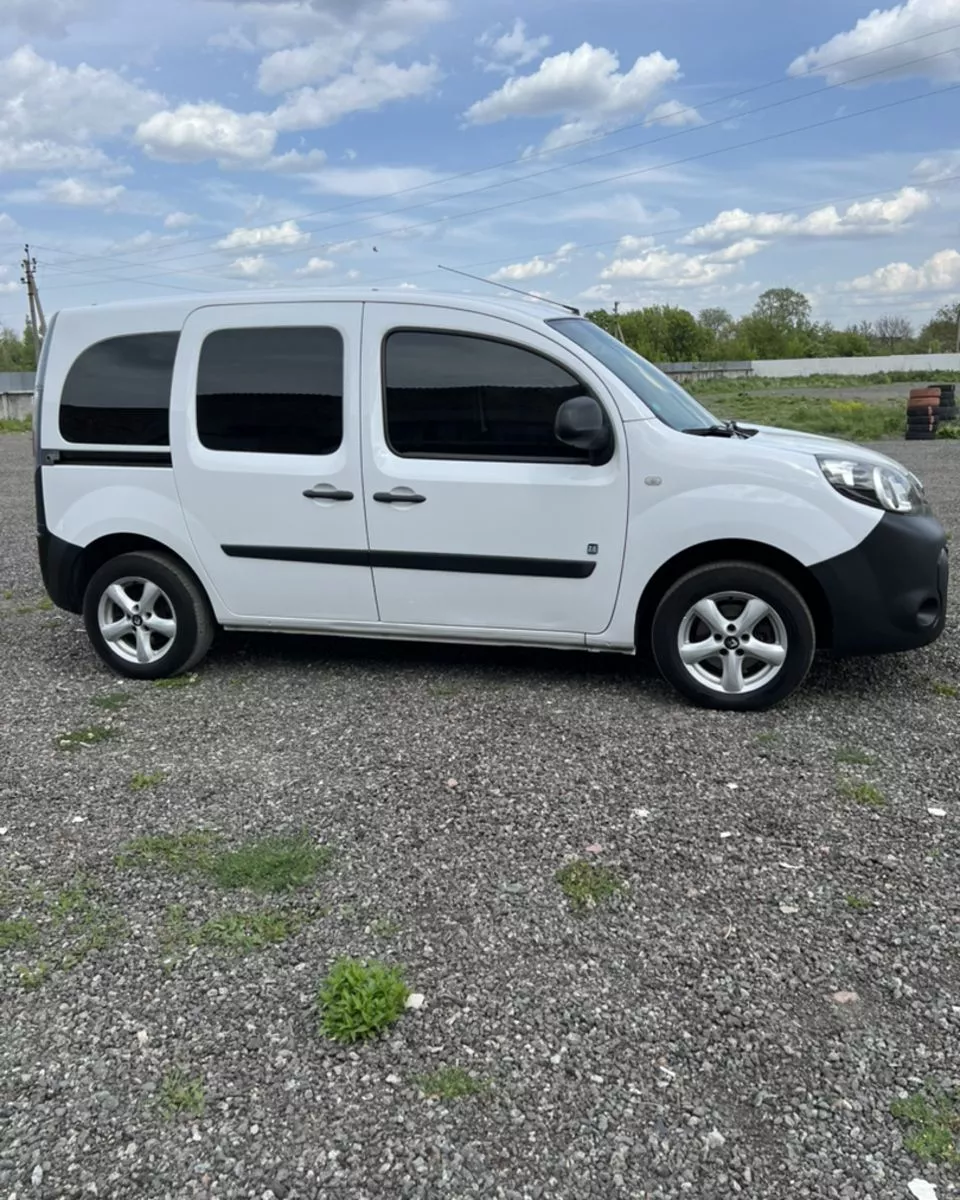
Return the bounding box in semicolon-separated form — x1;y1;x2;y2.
845;894;872;911
839;780;887;809
17;962;49;989
158;1068;205;1119
932;680;959;698
49;878;99;924
56;726;116;751
891;1085;960;1165
116;830;221;872
184;908;307;953
0;417;31;434
153;673;199;690
1;589;13;600
0;917;38;948
755;731;780;746
555;860;624;912
91;692;130;711
834;746;876;766
936;423;960;439
317;957;409;1043
416;1066;487;1101
368;917;402;938
130;771;167;791
208;835;331;893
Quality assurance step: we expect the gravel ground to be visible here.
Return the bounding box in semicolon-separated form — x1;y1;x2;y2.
2;431;959;1200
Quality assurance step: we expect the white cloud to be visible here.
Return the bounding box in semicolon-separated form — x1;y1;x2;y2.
465;43;680;125
273;59;441;130
0;213;17;233
224;254;274;279
788;0;960;85
302;163;439;196
645;98;703;127
600;248;739;286
261;147;328;172
681;187;931;244
0;138;115;173
704;238;767;262
846;248;960;293
136;102;276;165
0;46;163;144
164;211;198;229
295;256;336;275
216;219;310;250
489;242;575;282
914;150;960;181
616;234;656;253
42;177;126;207
0;0;106;36
477;19;551;72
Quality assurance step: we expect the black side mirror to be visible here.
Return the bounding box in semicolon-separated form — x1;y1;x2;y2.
555;395;611;454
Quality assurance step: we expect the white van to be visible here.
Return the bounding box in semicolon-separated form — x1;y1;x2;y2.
34;290;948;711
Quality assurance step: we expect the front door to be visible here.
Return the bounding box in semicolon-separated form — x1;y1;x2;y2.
360;303;628;635
170;302;377;624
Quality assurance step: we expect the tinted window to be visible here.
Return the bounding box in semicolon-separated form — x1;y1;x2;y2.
59;332;179;445
197;326;343;455
384;330;592;461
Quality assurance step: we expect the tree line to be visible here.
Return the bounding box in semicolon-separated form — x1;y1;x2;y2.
587;289;960;364
0;323;39;372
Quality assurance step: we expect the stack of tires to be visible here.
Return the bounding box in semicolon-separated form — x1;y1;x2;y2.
933;383;957;424
906;387;940;440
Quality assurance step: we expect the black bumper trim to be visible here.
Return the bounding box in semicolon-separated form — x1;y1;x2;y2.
38;530;85;614
811;512;948;656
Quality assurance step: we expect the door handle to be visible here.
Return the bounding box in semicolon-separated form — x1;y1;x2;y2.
303;485;354;501
373;491;426;504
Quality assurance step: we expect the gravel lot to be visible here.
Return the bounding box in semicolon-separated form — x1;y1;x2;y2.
2;431;959;1200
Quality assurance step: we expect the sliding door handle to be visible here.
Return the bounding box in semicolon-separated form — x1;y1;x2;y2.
373;491;426;504
304;485;354;501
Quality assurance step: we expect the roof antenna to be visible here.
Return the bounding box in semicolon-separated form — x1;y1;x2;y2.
438;265;580;316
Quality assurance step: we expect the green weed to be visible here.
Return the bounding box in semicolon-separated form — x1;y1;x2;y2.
208;835;331;894
91;693;130;712
1;589;13;600
56;726;116;751
0;417;31;434
368;917;402;938
755;731;780;746
317;958;409;1043
17;962;49;989
709;394;904;441
891;1086;960;1165
834;746;876;766
839;780;887;809
153;673;199;690
932;681;959;698
845;894;872;911
178;908;308;954
116;830;221;872
130;771;166;791
158;1068;205;1119
556;860;624;912
0;917;38;948
416;1067;487;1101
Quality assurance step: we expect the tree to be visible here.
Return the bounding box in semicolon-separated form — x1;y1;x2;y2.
585;309;618;337
874;314;914;350
698;306;735;339
917;301;960;352
0;322;36;371
752;288;812;331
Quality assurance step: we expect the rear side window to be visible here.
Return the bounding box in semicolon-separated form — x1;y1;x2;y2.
59;332;179;445
197;326;343;455
383;330;589;461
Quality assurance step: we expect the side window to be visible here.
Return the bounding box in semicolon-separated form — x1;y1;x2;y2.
383;329;596;461
59;332;179;446
197;326;343;455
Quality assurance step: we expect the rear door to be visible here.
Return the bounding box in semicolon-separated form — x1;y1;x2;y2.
170;302;377;624
360;303;629;635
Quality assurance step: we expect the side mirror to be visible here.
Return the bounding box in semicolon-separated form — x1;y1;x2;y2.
555;395;611;454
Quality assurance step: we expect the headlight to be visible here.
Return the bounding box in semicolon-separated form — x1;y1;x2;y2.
818;456;925;513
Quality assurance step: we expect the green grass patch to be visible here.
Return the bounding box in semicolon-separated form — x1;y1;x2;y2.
932;680;959;698
153;673;199;690
0;917;38;948
891;1085;960;1165
158;1068;205;1119
317;957;409;1043
164;904;310;954
755;731;780;746
130;771;166;791
0;417;31;434
91;692;130;712
416;1066;487;1101
690;370;960;394
17;962;49;989
936;424;960;440
56;726;116;751
1;589;13;600
116;830;221;872
556;860;624;913
708;394;904;441
208;835;331;894
839;780;887;809
834;746;876;766
845;894;872;911
368;917;402;938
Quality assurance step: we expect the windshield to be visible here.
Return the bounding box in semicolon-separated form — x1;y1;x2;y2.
547;317;718;431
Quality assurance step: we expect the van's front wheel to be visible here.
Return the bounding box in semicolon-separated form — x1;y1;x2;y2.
651;562;815;711
83;551;214;680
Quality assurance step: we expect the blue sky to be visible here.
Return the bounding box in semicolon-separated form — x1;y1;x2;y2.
0;0;958;331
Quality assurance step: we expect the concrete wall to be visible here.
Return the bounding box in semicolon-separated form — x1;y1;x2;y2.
0;372;37;392
750;353;960;378
1;392;33;421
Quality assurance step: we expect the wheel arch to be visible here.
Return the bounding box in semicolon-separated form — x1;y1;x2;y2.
634;539;832;653
69;534;211;614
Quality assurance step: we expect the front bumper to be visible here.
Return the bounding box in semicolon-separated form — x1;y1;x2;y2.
811;511;948;656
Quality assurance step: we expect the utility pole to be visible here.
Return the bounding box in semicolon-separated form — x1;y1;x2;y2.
955;303;960;355
20;244;46;351
613;300;626;344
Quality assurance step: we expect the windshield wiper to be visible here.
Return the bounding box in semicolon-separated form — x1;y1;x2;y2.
683;421;757;439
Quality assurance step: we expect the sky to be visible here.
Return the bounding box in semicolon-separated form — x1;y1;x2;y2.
1;0;959;331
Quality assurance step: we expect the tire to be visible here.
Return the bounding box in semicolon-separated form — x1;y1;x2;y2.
83;551;215;680
651;562;816;712
905;428;937;440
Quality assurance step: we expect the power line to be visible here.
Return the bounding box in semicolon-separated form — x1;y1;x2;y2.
36;24;960;282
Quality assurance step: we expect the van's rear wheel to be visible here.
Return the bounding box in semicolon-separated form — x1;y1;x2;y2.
651;562;815;711
83;551;214;680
